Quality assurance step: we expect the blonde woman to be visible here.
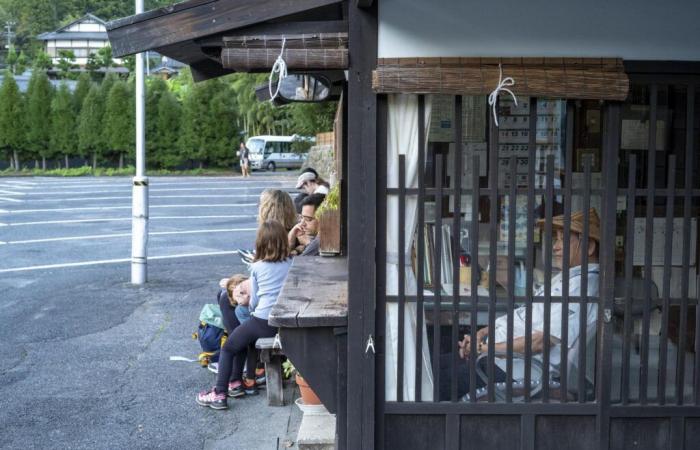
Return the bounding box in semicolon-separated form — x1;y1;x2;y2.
257;189;296;231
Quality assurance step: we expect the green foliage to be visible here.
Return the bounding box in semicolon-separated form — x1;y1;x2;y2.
57;50;77;79
77;85;104;160
50;83;75;159
15;51;28;74
25;70;53;161
5;46;18;73
72;72;92;114
32;51;52;71
315;183;340;218
0;71;24;158
152;86;182;169
96;45;113;69
103;80;134;162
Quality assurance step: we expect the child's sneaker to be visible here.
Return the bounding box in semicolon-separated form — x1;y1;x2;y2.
196;388;228;410
255;368;266;389
228;379;258;397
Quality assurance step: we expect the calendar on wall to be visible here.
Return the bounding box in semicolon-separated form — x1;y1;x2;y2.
496;98;566;189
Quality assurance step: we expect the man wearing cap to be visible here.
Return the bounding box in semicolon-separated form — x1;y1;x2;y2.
451;208;600;400
295;170;330;196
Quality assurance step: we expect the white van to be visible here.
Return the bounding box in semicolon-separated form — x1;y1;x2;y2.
246;135;311;171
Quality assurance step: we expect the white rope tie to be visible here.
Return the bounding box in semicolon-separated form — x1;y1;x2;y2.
268;38;288;101
487;64;518;127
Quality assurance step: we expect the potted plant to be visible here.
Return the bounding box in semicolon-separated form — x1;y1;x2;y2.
283;360;322;406
315;183;341;256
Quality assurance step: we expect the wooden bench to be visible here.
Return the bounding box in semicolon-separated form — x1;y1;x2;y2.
256;335;285;406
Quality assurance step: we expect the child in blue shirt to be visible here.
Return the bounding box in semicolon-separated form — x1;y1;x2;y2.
197;221;293;410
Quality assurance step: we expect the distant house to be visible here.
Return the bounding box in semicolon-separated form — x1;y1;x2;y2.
0;70;77;93
36;13;122;67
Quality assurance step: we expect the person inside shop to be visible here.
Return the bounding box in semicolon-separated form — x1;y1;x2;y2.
440;208;601;401
288;193;326;256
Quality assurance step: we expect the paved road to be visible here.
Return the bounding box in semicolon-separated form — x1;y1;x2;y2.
0;174;302;450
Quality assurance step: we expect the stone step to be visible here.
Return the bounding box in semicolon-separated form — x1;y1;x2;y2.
297;412;336;450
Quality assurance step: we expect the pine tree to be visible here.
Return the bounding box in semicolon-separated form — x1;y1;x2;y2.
77;85;105;169
50;83;75;168
72;72;92;115
25;69;53;169
145;77;167;166
153;87;182;169
103;80;133;169
0;71;25;170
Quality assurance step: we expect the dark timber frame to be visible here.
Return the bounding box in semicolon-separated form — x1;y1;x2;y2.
372;67;700;449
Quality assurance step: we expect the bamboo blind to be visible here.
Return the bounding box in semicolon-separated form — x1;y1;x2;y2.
220;33;349;70
372;57;629;100
221;48;348;70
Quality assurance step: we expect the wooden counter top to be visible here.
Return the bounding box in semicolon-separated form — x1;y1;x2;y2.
269;256;348;328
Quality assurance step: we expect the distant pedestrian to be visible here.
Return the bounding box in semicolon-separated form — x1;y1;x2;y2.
237;142;251;177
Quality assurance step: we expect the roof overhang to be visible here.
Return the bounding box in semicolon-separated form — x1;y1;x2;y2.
106;0;347;81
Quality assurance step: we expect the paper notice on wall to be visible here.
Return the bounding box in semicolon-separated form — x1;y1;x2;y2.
621;119;665;150
633;217;697;266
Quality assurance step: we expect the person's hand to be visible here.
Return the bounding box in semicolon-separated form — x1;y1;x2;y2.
297;233;311;246
458;328;489;359
234;281;250;306
289;224;304;246
219;278;229;288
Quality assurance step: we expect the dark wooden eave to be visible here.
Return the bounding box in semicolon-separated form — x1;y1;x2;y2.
106;0;344;58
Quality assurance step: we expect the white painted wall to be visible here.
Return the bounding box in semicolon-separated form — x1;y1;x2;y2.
379;0;700;61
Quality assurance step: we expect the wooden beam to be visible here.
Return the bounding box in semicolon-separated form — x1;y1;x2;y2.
355;0;374;8
107;0;344;58
194;20;348;47
346;2;378;449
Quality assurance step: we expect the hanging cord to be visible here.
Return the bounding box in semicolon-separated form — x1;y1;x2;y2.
487;63;518;127
268;38;288;101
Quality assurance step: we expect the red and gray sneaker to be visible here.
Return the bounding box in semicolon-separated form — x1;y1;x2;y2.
228;379;259;397
196;388;228;410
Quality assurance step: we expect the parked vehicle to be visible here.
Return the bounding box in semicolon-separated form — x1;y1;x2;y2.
246;135;311;171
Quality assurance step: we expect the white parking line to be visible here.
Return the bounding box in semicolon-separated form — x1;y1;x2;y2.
23;180;290;189
0;250;241;273
28;194;260;202
3;215;257;226
5;227;257;245
0;189;25;195
23;186;276;195
0;197;24;203
3;180;36;186
0;204;256;214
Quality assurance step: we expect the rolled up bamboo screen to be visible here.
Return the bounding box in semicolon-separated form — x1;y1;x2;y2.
221;33;348;71
372;57;629;100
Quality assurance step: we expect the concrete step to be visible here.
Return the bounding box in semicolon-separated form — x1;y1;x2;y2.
297;412;336;450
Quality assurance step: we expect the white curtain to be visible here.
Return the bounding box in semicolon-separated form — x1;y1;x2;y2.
385;94;434;401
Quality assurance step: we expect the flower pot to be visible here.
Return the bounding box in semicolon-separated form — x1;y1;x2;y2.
296;373;322;405
318;209;341;256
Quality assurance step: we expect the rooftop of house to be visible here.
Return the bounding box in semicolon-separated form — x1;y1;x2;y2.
37;13;108;41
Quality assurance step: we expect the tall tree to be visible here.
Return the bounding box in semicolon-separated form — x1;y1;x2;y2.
77;85;105;169
103;80;133;169
25;70;53;169
0;71;25;170
153;87;182;169
72;72;92;114
50;83;75;168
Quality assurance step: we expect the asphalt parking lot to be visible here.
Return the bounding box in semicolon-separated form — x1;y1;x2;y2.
0;174;302;450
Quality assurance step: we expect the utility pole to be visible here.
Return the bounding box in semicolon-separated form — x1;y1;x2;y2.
4;20;15;49
131;0;148;284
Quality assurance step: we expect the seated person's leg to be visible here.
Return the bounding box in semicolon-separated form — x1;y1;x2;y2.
218;288;241;334
216;316;277;393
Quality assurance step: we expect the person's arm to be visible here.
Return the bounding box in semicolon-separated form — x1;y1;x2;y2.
288;224;303;248
493;331;554;354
